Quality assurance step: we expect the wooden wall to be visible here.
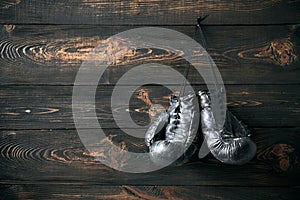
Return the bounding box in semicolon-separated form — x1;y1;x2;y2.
0;0;300;199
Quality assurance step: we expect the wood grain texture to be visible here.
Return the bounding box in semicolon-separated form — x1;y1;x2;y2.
0;25;299;85
0;0;299;25
0;85;299;129
0;128;299;185
1;1;300;198
0;185;299;200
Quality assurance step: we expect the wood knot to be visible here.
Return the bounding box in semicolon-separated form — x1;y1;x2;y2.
136;89;152;106
256;38;298;66
149;104;166;120
258;143;297;173
104;37;136;65
1;0;21;9
4;24;15;33
0;25;15;39
119;141;127;151
136;89;166;121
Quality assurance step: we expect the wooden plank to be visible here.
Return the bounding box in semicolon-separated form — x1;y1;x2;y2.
0;184;298;200
0;85;299;129
0;0;299;25
0;25;299;85
0;128;299;185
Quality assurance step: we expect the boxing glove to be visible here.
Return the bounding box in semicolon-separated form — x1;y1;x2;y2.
198;90;256;165
145;94;200;166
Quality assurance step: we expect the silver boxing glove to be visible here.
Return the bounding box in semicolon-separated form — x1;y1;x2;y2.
145;93;200;166
198;90;257;165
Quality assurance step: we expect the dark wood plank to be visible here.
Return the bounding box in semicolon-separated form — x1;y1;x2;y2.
0;128;299;185
0;85;299;129
0;184;298;200
0;1;299;197
0;0;299;25
0;25;299;85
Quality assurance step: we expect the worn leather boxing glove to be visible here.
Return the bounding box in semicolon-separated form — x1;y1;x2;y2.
145;93;200;166
198;90;256;165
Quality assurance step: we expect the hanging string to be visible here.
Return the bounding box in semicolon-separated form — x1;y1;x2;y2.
179;15;221;98
178;22;198;98
197;15;220;95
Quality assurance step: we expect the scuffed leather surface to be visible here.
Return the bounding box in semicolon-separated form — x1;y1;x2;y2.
199;90;257;165
145;93;200;166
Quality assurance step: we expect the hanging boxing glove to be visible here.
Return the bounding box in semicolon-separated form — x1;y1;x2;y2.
198;90;257;165
145;93;200;166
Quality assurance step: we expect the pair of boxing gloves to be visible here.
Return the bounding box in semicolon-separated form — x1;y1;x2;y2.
145;90;257;166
